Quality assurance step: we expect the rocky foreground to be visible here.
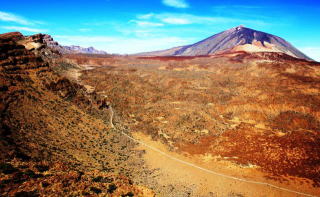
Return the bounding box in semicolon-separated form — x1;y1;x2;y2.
0;32;155;196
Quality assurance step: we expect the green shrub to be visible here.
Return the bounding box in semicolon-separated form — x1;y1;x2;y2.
92;176;103;182
0;163;18;174
107;183;117;193
35;165;49;172
90;187;102;194
122;192;134;197
14;190;39;197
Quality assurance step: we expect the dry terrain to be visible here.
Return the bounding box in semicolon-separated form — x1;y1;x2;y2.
0;32;156;196
1;31;320;197
69;52;320;196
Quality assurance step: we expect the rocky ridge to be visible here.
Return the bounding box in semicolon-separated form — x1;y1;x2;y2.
24;33;108;55
0;32;154;196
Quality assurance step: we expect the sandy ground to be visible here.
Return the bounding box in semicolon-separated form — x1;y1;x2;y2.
64;64;96;93
131;132;319;197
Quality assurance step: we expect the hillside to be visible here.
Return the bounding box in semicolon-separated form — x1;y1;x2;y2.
0;32;155;196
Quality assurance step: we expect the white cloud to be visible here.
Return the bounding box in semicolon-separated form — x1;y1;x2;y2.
162;17;191;24
162;0;189;8
132;30;154;37
299;47;320;62
137;13;268;26
137;13;155;20
53;35;192;54
79;28;91;32
0;11;32;25
0;11;47;33
130;20;164;27
1;26;48;33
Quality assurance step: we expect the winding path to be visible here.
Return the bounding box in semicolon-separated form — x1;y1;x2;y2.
92;71;315;197
119;129;316;197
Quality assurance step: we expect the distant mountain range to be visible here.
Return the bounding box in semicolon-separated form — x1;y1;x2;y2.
137;26;312;61
40;34;107;55
62;45;107;55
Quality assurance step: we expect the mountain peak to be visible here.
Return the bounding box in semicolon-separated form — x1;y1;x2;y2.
234;25;245;31
140;26;312;61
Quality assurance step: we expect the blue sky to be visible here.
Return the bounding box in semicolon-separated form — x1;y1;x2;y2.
0;0;320;60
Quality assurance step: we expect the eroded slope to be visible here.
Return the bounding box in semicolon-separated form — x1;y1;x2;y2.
0;32;155;196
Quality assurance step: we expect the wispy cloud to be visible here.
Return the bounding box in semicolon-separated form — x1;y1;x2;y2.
130;20;164;27
1;26;48;33
138;13;268;26
0;11;33;25
162;0;189;8
161;17;190;24
137;13;155;20
79;28;91;32
0;11;47;33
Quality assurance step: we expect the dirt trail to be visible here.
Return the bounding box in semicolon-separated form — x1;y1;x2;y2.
65;64;96;93
124;132;318;197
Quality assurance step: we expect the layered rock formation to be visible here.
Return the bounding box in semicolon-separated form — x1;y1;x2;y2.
21;33;108;55
0;32;153;196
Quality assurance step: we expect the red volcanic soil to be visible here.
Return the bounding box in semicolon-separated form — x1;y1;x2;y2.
138;55;210;61
138;52;319;64
212;50;319;64
178;126;320;187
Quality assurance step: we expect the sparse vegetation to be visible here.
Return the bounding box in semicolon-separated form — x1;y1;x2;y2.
79;52;320;188
0;163;18;174
107;183;117;193
0;32;154;197
122;191;134;197
1;31;320;196
34;164;49;172
90;186;102;194
51;61;79;74
14;190;39;197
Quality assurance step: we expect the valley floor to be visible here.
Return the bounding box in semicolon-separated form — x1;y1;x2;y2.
65;54;320;197
132;132;318;197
